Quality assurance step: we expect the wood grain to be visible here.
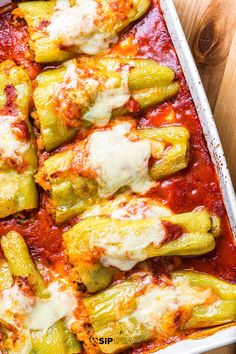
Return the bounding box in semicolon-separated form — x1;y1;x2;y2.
205;344;236;354
174;0;236;189
174;1;236;352
214;31;236;187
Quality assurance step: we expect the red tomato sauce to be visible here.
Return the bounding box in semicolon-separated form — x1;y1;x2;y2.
0;194;65;265
0;1;235;353
134;0;236;283
161;221;184;244
0;0;235;297
0;12;41;79
2;84;18;115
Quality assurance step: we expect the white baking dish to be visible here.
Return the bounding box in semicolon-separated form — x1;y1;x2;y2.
0;1;234;352
157;0;236;352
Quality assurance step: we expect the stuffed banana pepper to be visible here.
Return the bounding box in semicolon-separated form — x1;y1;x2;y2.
0;1;235;353
33;57;180;150
63;195;221;292
0;60;38;218
81;271;236;353
15;0;151;62
0;230;81;353
36;122;190;223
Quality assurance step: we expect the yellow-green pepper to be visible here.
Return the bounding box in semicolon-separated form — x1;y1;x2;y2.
83;271;236;353
0;60;38;218
0;231;82;353
64;211;219;292
17;0;151;62
36;124;189;223
33;57;180;151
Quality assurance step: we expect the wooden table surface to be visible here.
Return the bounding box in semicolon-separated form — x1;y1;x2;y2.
174;0;236;353
204;345;236;354
174;0;236;188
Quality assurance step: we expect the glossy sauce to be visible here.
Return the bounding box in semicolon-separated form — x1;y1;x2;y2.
133;0;236;284
0;1;235;353
0;13;41;79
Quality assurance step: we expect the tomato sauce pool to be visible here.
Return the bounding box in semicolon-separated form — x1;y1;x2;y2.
0;0;235;287
134;0;236;283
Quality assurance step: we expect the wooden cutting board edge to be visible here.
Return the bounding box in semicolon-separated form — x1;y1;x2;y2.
174;1;236;353
174;0;236;189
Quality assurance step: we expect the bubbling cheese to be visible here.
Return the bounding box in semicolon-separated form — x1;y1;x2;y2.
88;123;155;197
56;60;100;109
0;285;34;353
49;0;118;55
90;219;166;271
0;280;77;347
29;281;77;331
0;173;19;200
0;116;30;164
60;60;130;127
82;195;172;220
84;71;130;127
0;284;34;328
121;277;213;334
55;0;70;11
63;60;80;90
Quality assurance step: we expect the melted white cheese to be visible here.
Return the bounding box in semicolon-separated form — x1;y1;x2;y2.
0;116;30;164
84;71;130;126
28;281;77;331
0;280;76;337
63;60;79;89
88;123;155;197
0;279;77;352
0;173;19;200
55;0;70;11
82;195;172;220
121;278;213;333
90;219;165;271
0;284;34;329
62;60;130;127
49;0;118;54
0;284;32;352
61;59;99;98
